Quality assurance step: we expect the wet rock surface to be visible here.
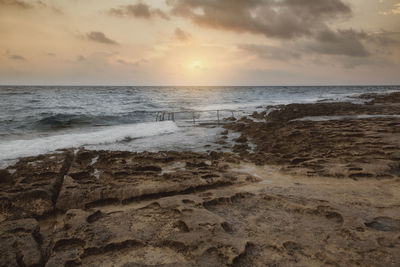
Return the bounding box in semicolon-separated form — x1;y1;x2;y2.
226;92;400;179
266;101;400;122
0;92;399;266
360;91;400;104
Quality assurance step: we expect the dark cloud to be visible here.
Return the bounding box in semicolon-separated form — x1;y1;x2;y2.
86;32;118;45
10;54;26;60
0;0;33;9
36;0;63;15
166;0;351;39
365;31;400;47
0;0;62;13
47;52;56;57
109;2;169;20
239;29;371;60
307;29;370;57
117;58;147;67
239;44;301;61
307;29;398;58
239;28;394;60
117;59;131;65
77;55;85;62
167;0;397;61
174;27;191;42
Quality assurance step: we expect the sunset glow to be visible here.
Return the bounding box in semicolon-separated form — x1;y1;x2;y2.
0;0;399;85
189;60;202;70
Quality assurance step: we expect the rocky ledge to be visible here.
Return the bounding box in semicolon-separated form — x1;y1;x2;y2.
1;92;400;266
0;150;258;266
226;93;400;179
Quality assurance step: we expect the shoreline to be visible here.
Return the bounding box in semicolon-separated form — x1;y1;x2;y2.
1;92;400;266
1;86;399;167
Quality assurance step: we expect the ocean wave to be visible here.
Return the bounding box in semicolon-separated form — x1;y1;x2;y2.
35;114;95;129
34;112;156;130
0;121;179;163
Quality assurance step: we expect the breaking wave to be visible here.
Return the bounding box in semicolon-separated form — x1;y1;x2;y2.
0;121;179;163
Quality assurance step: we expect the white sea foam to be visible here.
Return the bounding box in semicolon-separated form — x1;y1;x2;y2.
0;121;179;165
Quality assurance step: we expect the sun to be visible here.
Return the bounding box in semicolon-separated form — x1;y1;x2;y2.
190;60;202;69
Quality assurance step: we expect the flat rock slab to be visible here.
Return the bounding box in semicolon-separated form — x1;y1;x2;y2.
47;195;249;266
200;188;400;266
0;218;42;266
0;151;73;221
0;149;399;266
56;150;242;211
46;184;400;266
0;150;249;266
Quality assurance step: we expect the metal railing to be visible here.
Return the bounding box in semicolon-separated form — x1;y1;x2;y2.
155;109;238;125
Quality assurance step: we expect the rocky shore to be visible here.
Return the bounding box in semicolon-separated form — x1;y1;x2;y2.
1;92;400;266
226;93;400;179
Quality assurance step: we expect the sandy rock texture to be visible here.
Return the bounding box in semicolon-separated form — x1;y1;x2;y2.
56;150;240;211
0;151;73;221
1;150;258;266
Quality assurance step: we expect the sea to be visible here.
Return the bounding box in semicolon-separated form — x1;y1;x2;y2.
0;85;399;168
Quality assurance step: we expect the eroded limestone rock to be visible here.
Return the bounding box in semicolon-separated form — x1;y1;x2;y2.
56;150;240;211
0;218;42;266
0;151;73;221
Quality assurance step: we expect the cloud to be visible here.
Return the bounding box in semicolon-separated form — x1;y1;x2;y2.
380;3;400;15
366;31;399;47
239;26;400;63
0;0;61;13
10;54;26;60
307;29;399;57
0;0;33;9
86;32;118;45
117;58;148;67
109;2;169;20
77;55;85;62
307;29;370;57
239;44;301;61
36;0;63;15
174;27;191;42
166;0;351;39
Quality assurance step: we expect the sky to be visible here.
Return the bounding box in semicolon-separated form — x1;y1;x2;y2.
0;0;400;86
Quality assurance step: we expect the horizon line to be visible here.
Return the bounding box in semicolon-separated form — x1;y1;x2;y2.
0;84;399;87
